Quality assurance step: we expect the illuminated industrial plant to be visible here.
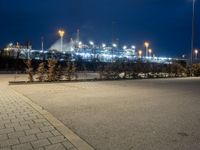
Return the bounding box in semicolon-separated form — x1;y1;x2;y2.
2;29;179;64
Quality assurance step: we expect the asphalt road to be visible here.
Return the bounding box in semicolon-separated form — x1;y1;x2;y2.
10;77;200;150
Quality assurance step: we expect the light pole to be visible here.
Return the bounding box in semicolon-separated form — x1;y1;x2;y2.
194;49;198;60
191;0;196;65
138;50;143;58
58;30;65;52
148;48;152;57
112;43;117;62
89;41;95;60
144;42;149;58
102;43;106;48
123;45;127;50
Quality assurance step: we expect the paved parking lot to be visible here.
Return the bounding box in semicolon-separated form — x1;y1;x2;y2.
10;77;200;150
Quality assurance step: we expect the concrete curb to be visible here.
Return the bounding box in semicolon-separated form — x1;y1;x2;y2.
9;87;95;150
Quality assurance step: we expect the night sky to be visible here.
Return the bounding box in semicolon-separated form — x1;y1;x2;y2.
0;0;199;57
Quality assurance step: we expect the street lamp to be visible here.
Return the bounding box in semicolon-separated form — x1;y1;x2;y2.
89;41;94;46
148;48;152;57
194;49;198;60
123;45;127;50
58;30;65;52
89;41;95;60
111;43;117;62
102;43;106;48
191;0;196;65
138;50;143;58
112;43;117;48
144;42;149;57
131;45;136;49
78;41;82;48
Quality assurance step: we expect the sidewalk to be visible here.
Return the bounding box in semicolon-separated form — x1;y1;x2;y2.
0;84;93;150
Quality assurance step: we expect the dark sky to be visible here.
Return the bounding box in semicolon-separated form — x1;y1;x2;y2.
0;0;199;57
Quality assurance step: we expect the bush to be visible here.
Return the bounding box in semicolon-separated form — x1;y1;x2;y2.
65;62;78;80
47;59;57;81
24;59;34;82
36;62;46;82
192;63;200;76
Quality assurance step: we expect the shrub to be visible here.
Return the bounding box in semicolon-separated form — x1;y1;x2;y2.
36;62;46;82
55;65;64;81
24;59;34;82
47;59;57;81
192;63;200;76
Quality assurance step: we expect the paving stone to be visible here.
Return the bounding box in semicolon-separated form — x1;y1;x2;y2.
48;135;66;144
0;138;19;148
24;116;38;121
0;146;12;150
45;143;66;150
0;126;5;130
34;148;45;150
12;143;33;150
0;120;10;125
34;118;47;123
5;122;20;128
36;131;54;139
25;128;41;135
0;134;8;141
19;120;34;126
19;134;37;143
14;125;30;131
43;122;51;126
29;123;45;128
40;126;55;132
62;140;75;149
51;130;61;136
31;139;51;148
8;131;25;139
0;128;14;135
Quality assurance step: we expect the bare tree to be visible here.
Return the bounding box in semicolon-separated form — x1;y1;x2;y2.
24;59;34;82
36;62;46;82
47;59;57;81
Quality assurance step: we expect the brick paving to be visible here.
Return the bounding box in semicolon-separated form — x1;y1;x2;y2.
0;85;77;150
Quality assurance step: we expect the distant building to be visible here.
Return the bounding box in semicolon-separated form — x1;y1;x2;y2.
3;42;32;58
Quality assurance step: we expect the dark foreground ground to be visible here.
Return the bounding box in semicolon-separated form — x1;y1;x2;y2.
10;77;200;150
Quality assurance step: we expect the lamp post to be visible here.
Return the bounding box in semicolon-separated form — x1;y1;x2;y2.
144;42;149;58
58;30;65;52
191;0;196;65
102;43;106;48
123;45;127;50
148;48;152;57
138;50;143;58
194;49;198;60
112;43;117;62
89;41;95;60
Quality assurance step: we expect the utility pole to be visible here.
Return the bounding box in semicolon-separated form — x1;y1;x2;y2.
41;37;44;51
191;0;196;66
77;29;80;43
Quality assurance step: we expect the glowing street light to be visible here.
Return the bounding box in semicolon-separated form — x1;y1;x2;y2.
58;30;65;52
102;43;106;48
194;49;198;59
123;45;127;50
78;41;82;48
112;43;117;48
131;45;136;49
89;41;94;46
138;50;143;58
148;48;152;57
144;42;149;57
